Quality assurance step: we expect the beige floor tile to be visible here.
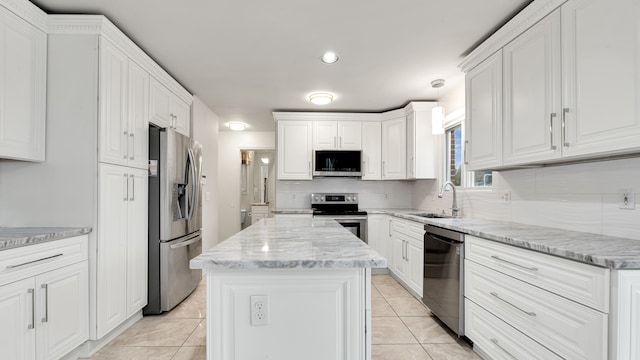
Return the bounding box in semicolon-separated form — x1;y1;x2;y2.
183;320;207;346
386;297;430;316
163;296;206;319
172;346;207;360
401;317;457;344
376;282;413;298
110;317;201;347
372;274;398;286
372;317;418;344
372;344;433;360
190;284;207;299
422;343;480;360
90;345;179;359
372;297;397;317
371;285;383;298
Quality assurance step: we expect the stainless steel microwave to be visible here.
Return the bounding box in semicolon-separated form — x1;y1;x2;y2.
313;150;362;177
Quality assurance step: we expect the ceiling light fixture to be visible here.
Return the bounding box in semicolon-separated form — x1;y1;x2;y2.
228;122;247;131
309;92;334;105
321;51;339;64
261;157;269;164
431;79;445;135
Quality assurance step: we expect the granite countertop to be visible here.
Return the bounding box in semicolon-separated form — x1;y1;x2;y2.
368;209;640;270
270;208;313;214
191;217;387;270
0;227;92;251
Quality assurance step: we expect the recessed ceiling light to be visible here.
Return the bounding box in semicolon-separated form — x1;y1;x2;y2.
321;51;339;64
309;93;334;105
228;122;247;131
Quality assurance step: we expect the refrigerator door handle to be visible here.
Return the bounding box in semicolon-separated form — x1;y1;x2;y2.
187;149;197;220
170;234;202;250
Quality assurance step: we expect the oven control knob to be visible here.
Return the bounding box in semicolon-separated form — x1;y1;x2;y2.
353;196;357;202
314;196;319;201
347;196;352;201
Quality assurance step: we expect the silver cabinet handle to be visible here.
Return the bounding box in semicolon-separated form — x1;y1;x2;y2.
123;130;128;159
41;284;48;323
491;338;517;360
562;108;568;146
339;136;342;148
129;133;135;160
6;253;63;270
490;255;538;271
28;288;35;329
404;241;409;262
129;174;135;201
382;161;385;177
464;140;469;165
123;173;128;201
388;219;392;237
490;292;536;317
550;113;557;150
334;136;337;148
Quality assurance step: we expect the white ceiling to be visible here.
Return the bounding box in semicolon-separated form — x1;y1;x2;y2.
31;0;532;132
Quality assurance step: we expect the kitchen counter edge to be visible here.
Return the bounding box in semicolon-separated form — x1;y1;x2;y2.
0;227;92;251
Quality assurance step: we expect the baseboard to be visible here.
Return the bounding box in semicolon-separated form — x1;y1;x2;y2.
371;267;390;275
65;311;143;359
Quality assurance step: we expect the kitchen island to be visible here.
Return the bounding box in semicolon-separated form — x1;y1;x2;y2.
190;217;386;360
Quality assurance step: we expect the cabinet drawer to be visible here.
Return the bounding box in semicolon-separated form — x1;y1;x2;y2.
0;235;88;286
466;299;562;360
466;235;609;312
465;261;607;360
392;218;423;240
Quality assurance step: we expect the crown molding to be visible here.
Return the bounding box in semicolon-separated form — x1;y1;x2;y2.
0;0;48;31
272;112;381;122
459;0;566;73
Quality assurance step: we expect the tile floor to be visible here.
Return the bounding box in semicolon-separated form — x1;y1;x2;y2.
89;275;479;360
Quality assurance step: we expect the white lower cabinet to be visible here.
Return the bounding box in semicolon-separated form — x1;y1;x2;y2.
389;218;423;296
251;205;269;225
0;236;88;360
366;214;389;262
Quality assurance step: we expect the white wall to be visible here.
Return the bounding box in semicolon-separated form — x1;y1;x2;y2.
218;131;275;241
192;97;220;251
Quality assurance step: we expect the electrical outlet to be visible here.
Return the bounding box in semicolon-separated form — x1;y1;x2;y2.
500;190;511;204
250;295;269;326
619;189;636;210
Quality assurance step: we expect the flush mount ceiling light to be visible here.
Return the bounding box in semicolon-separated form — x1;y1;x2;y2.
309;92;334;105
321;51;339;64
228;122;247;131
431;79;445;135
261;157;269;164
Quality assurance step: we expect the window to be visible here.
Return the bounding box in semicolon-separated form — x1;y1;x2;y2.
444;111;492;188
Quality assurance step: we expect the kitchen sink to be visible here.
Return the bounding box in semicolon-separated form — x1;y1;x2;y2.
408;212;453;219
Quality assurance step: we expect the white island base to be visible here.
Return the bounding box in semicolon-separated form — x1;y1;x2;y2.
206;268;371;360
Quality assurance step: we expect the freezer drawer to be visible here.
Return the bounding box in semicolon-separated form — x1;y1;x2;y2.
160;231;202;311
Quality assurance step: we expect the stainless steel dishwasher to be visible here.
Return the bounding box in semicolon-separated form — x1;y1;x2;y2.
422;224;465;336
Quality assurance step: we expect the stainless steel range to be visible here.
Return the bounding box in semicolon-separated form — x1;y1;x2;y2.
311;193;367;243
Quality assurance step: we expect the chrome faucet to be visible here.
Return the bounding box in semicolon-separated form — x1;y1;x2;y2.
438;181;459;217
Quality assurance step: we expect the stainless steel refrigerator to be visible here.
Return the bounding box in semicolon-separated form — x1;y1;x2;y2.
145;125;203;315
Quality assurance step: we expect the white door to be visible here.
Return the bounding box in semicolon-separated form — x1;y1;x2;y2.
172;97;191;136
0;7;46;162
0;278;36;360
465;51;503;170
127;60;149;170
98;38;129;167
277;120;312;180
149;77;172;128
361;122;381;180
381;117;406;179
406;241;424;295
97;163;129;338
36;262;88;360
561;0;640;158
313;121;338;149
503;10;562;166
126;168;148;317
338;121;362;149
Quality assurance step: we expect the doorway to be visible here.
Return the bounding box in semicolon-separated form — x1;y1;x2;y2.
239;149;275;229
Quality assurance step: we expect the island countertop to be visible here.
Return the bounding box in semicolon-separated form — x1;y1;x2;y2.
190;217;387;270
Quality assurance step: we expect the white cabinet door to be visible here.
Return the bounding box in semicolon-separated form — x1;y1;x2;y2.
381;117;406;179
503;10;562;165
277;120;312;180
127;60;150;170
172;97;191;137
361;122;381;180
97;163;129;338
338;121;362;149
36;262;88;360
0;6;46;162
406;240;423;295
0;278;36;360
390;235;407;279
561;0;640;158
313;121;338;149
98;38;129;167
149;77;172;129
126;168;148;317
465;51;503;170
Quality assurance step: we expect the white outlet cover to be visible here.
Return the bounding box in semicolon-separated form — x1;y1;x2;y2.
250;295;269;326
619;189;636;210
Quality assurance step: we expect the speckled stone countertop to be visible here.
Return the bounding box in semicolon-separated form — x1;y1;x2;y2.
191;217;386;270
270;208;313;214
0;227;92;251
367;209;640;270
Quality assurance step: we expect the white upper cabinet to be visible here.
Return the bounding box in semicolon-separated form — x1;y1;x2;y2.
361;122;381;180
313;121;361;149
0;5;46;162
149;77;191;136
561;0;640;158
126;60;150;170
277;120;312;180
503;9;562;165
406;103;438;179
381;115;407;179
465;51;503;171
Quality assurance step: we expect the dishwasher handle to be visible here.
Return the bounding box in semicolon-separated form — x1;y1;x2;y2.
425;231;463;245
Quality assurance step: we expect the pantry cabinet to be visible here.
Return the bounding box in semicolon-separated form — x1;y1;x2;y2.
150;77;191;136
361;122;381;180
276;119;313;180
0;3;46;162
313;121;361;150
381;115;406;180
